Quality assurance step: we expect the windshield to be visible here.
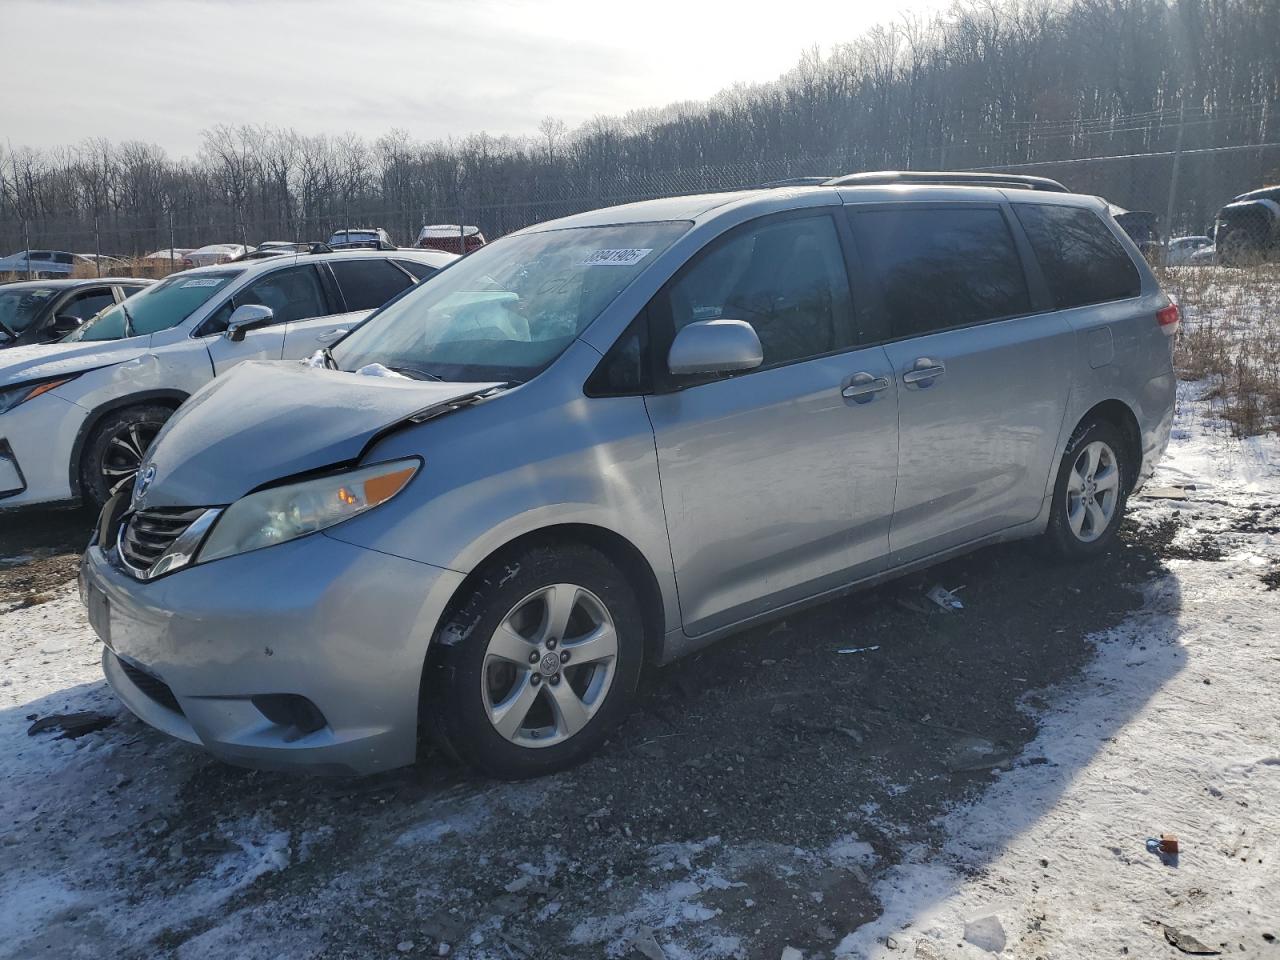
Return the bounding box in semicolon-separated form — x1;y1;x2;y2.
65;270;242;342
0;286;57;335
331;222;687;382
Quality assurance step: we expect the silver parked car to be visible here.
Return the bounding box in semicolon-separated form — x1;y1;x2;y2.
80;174;1178;778
0;249;453;509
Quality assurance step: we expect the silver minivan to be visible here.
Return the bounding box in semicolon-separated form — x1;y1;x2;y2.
80;174;1178;778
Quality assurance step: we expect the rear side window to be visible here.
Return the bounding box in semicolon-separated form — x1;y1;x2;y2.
330;259;413;311
666;213;854;367
1014;204;1141;308
849;207;1031;338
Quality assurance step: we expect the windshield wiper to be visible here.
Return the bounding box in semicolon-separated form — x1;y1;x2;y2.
0;318;14;339
387;365;444;382
319;346;339;370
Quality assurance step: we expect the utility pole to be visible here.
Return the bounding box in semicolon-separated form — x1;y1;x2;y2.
94;213;102;277
22;219;31;280
1164;101;1187;243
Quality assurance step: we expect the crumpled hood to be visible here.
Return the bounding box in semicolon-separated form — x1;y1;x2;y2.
136;360;501;509
0;338;150;389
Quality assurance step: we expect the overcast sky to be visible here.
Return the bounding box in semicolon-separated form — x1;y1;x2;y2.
1;0;937;157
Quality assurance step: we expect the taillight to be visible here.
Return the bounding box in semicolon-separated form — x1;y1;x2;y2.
1156;301;1180;335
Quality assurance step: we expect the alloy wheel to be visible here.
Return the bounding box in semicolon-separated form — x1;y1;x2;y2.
481;583;619;748
1065;439;1120;543
101;422;161;496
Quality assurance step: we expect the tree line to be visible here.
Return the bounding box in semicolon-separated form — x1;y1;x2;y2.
2;0;1277;255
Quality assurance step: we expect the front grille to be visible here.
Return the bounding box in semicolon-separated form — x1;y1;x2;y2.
117;656;183;715
118;507;206;574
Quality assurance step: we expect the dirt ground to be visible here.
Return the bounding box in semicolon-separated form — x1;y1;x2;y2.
0;497;1186;960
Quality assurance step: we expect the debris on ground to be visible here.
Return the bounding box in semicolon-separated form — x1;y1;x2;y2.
963;914;1007;953
1161;924;1221;955
836;645;880;655
925;584;965;612
628;928;666;959
25;711;114;740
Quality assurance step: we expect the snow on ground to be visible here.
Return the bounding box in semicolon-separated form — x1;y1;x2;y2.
836;385;1280;959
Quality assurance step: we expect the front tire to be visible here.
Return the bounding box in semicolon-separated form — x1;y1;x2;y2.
428;542;644;779
1044;420;1129;559
79;404;172;508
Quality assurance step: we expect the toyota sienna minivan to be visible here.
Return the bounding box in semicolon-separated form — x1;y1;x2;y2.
80;173;1178;779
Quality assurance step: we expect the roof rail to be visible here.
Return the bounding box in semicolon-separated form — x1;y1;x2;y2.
823;170;1069;193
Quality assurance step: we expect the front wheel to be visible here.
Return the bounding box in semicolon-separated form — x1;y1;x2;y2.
79;404;173;508
428;543;645;779
1043;420;1129;559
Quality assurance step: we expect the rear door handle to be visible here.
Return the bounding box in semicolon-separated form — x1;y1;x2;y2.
902;358;946;385
842;372;891;402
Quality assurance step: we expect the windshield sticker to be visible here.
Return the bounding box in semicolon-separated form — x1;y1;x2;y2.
581;248;653;267
180;278;226;289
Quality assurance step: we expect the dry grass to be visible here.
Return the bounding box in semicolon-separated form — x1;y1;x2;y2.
70;257;186;280
1160;263;1280;436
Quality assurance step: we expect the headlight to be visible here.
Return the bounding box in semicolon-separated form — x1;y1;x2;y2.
196;458;420;564
0;377;76;415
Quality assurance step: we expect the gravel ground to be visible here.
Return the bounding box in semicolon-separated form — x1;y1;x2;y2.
3;493;1177;960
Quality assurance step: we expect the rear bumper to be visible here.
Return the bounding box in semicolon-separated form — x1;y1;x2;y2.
1135;371;1176;492
81;531;464;776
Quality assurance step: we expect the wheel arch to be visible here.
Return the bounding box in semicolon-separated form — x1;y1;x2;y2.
67;390;189;499
1072;398;1142;491
424;522;667;679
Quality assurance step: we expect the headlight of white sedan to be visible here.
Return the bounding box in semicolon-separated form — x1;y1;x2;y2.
197;458;420;564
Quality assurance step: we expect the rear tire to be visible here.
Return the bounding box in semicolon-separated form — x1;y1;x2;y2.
79;404;172;508
1043;420;1130;560
427;542;644;779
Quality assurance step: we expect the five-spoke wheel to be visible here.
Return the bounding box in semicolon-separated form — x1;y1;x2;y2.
429;543;643;779
482;584;619;747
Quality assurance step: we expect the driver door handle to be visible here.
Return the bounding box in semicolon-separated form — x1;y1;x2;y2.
842;372;891;402
316;328;349;344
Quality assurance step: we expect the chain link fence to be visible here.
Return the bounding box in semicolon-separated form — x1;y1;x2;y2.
3;142;1279;280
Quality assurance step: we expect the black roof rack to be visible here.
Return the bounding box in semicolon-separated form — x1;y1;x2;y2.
822;170;1068;193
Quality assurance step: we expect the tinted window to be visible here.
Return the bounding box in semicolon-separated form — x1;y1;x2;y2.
667;214;853;367
394;259;439;282
203;265;328;333
330;258;413;311
1014;204;1141;308
850;207;1030;338
62;288;115;320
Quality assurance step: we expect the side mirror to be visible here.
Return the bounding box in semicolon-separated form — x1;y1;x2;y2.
667;318;763;377
225;304;274;342
52;313;83;335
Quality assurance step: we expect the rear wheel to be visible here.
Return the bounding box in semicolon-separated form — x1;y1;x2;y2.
80;404;172;508
428;543;644;779
1044;420;1129;559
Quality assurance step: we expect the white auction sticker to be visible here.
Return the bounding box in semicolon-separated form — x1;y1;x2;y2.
180;278;226;288
581;248;653;267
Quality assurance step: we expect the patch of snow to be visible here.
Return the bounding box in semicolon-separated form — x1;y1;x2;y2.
835;387;1280;959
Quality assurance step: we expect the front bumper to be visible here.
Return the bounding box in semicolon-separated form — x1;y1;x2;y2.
0;392;87;508
81;531;464;776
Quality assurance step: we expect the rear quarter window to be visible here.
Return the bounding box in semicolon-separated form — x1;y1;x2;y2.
1013;204;1141;309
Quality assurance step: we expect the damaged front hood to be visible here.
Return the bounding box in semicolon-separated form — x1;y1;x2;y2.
136;360;502;509
0;338;150;389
